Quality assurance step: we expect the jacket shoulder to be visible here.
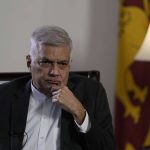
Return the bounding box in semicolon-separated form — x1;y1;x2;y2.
68;72;103;90
0;75;31;94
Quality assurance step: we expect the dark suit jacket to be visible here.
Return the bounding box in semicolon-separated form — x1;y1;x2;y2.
0;73;115;150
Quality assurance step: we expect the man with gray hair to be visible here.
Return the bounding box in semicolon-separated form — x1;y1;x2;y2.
0;25;115;150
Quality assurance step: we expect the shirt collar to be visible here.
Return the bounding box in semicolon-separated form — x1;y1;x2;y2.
31;82;47;102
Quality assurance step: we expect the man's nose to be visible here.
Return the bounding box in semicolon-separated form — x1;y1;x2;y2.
49;63;60;76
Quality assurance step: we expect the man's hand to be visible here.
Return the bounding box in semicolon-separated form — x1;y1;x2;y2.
52;86;86;125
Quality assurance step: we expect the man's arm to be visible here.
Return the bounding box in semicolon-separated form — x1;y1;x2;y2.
52;86;86;124
52;83;116;150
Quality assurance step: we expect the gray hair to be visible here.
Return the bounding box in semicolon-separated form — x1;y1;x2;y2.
30;25;72;57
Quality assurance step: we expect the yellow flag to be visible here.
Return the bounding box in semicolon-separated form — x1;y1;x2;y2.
115;0;150;150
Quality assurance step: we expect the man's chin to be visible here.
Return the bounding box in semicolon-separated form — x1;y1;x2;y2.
49;85;61;92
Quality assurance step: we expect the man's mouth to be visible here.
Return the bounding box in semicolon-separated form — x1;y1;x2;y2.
46;80;61;85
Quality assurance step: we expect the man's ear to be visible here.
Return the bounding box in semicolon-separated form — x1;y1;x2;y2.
26;55;31;68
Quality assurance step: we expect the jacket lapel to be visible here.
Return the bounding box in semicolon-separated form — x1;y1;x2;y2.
10;80;31;150
61;78;81;150
61;79;74;150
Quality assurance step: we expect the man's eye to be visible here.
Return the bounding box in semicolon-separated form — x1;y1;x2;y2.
58;62;69;69
41;61;49;64
58;62;68;66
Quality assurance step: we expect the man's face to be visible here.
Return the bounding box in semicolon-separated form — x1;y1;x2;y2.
27;44;71;96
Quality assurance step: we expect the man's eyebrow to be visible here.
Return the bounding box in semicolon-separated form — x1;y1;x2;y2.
39;57;69;62
58;60;69;62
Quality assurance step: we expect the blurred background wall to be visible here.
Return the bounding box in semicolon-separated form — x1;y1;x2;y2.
0;0;119;120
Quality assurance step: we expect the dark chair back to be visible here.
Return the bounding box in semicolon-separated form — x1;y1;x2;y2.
0;70;100;82
141;146;150;150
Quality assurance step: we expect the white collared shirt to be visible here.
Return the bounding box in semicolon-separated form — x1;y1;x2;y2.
22;84;90;150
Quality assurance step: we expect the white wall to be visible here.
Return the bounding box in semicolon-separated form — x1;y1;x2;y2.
0;0;119;119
